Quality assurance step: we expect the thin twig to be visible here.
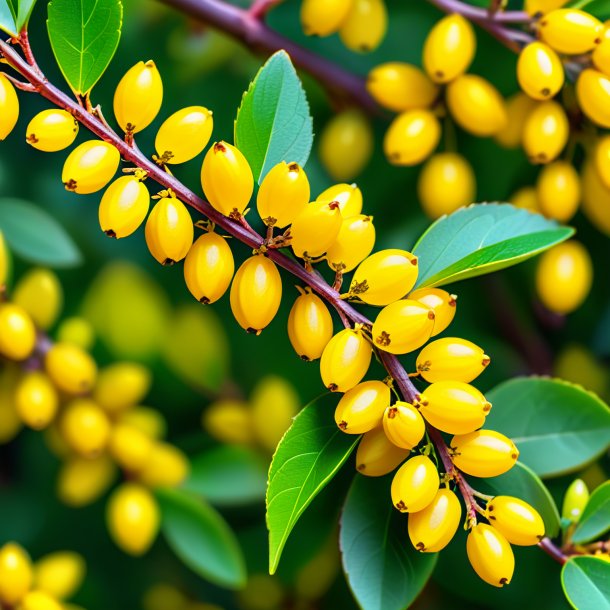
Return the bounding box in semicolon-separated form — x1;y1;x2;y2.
539;537;568;565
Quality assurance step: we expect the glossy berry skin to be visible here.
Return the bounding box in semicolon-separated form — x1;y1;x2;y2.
339;0;387;53
230;254;282;334
61;399;111;458
383;109;441;166
576;69;610;128
372;300;435;355
62;140;120;194
106;483;160;555
184;232;234;304
535;240;592;314
355;427;409;477
408;488;462;552
417;152;475;218
326;214;376;272
525;0;567;15
350;249;418;306
57;455;116;507
417;381;491;435
316;183;363;217
446;75;507;137
201;141;254;217
44;343;97;395
26;109;78;152
596;136;610;190
367;62;439;112
99;175;150;238
416;338;490;383
0;542;32;605
485;496;545;546
0;73;19;140
592;35;610;77
0;303;36;361
383;402;426;450
582;159;610;235
109;424;153;472
14;372;58;430
320;328;372;392
495;93;538;149
536;161;580;222
290;200;342;258
113;60;163;133
334;380;390;434
13;268;62;331
423;14;476;84
94;362;150;413
34;551;85;600
257;162;310;228
562;479;589;522
138;442;189;487
300;0;353;36
409;288;456;336
450;430;519;478
155;106;213;164
391;455;439;513
145;196;194;265
287;287;334;361
466;524;515;587
522;100;569;164
517;42;564;100
539;9;603;55
20;591;63;610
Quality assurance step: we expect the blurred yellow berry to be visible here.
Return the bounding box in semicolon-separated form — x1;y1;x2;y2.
509;186;540;212
13;268;63;330
300;0;353;37
0;542;33;605
45;343;97;395
383;109;441;166
339;0;387;53
0;303;37;361
14;371;58;430
536;161;580;222
139;442;189;488
94;362;151;413
61;399;111;458
355;426;409;477
57;455;117;507
34;551;85;600
56;317;95;351
522;100;569;164
203;400;254;445
495;93;537;149
109;423;153;472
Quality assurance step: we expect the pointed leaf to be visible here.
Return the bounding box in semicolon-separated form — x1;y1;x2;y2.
572;481;610;544
16;0;37;29
0;0;17;35
561;556;610;610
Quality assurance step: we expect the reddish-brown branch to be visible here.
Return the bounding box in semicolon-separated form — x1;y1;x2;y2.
539;537;568;565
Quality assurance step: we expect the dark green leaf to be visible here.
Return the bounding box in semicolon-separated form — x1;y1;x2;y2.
0;0;17;35
340;475;437;610
182;445;267;507
566;0;610;19
572;482;610;544
47;0;122;95
234;50;313;183
412;204;573;288
266;393;359;574
156;487;246;589
485;377;610;477
0;198;82;267
561;556;610;610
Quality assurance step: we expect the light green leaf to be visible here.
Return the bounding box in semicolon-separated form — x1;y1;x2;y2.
485;377;610;477
562;556;610;610
340;475;437;610
156;487;246;589
266;393;359;574
572;482;610;544
0;198;82;267
234;50;313;183
0;0;17;35
412;204;573;288
16;0;37;29
47;0;122;96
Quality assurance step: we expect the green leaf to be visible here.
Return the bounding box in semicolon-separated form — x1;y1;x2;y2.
485;377;610;478
0;198;82;267
472;461;561;538
561;556;610;610
156;487;246;589
0;0;17;35
411;204;573;289
266;393;359;574
16;0;37;29
572;482;610;544
182;445;268;507
566;0;610;19
47;0;122;96
340;475;437;610
234;50;313;183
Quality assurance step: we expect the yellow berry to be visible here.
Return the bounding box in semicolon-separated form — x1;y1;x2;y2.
495;93;537;149
0;73;19;140
524;0;567;15
382;402;426;450
0;230;8;290
582;159;610;235
485;496;545;546
230;254;282;334
62;140;120;194
14;371;58;430
334;380;390;434
44;342;97;395
0;542;32;605
446;75;508;137
145;195;194;265
466;524;514;587
316;183;363;217
576;68;610;128
383;109;441;166
326;214;376;272
257;162;310;229
56;317;95;351
416;338;490;384
19;591;64;610
94;362;150;413
200;141;254;217
338;0;387;53
12;268;62;330
450;430;519;477
409;288;456;336
595;135;610;190
114;60;163;134
539;9;603;55
142;584;188;610
61;399;111;458
562;478;589;522
350;249;418;306
522;100;569;164
417;152;475;218
320;328;372;392
0;303;36;361
592;34;610;77
138;442;189;488
184;232;234;304
391;455;439;513
367;62;439;112
287;287;334;361
106;483;160;555
290;200;343;259
109;423;153;472
535;240;592;314
408;488;462;552
355;426;409;477
0;367;22;444
203;399;254;445
120;407;166;440
34;552;85;600
99;175;150;239
155;106;213;164
300;0;353;36
423;14;476;84
26;109;78;152
517;42;564;100
57;455;116;507
417;381;491;435
509;185;540;212
536;160;580;222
